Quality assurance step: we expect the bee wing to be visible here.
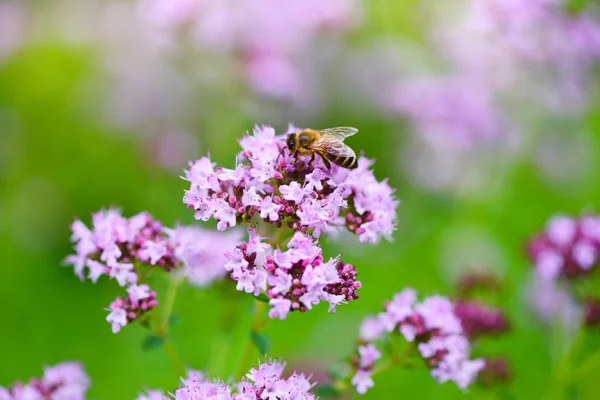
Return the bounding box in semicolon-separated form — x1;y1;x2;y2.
319;127;358;140
308;135;356;158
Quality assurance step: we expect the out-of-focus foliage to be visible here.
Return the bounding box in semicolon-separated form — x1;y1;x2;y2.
1;0;600;398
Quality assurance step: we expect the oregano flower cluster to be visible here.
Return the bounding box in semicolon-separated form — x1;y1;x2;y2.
182;125;398;243
352;289;485;393
137;359;317;400
528;213;600;280
225;228;360;319
65;208;240;333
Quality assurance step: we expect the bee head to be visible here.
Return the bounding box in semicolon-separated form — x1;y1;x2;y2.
286;134;296;151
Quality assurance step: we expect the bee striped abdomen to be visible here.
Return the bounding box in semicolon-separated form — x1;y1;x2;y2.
324;153;358;169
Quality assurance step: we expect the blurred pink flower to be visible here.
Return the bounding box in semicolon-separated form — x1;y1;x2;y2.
528;213;600;280
0;362;89;400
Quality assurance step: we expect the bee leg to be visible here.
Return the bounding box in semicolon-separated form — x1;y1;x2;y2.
321;155;331;170
309;152;316;165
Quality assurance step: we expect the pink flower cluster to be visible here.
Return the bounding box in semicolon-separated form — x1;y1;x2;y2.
66;208;240;332
139;0;360;101
138;360;316;400
528;214;600;280
0;362;89;400
183;125;398;244
352;289;484;394
225;229;360;319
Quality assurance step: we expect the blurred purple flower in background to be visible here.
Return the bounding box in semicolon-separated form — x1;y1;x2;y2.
0;362;89;400
526;276;582;329
139;0;361;103
389;77;510;153
453;301;510;339
451;0;600;112
0;2;24;62
528;213;600;280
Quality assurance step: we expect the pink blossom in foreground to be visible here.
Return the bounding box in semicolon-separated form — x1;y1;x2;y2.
65;208;241;332
353;289;484;393
141;360;317;399
225;229;360;318
0;361;89;400
183;125;398;244
528;214;600;280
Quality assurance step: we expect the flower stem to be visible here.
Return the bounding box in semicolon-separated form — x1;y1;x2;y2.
164;338;186;378
152;276;185;377
235;300;267;378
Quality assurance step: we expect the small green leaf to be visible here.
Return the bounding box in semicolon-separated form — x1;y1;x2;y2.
314;384;340;398
255;293;270;303
142;335;165;352
168;314;181;327
250;331;271;355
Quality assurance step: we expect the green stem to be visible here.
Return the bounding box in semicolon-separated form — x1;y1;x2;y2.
164;338;186;378
235;300;267;378
151;276;185;376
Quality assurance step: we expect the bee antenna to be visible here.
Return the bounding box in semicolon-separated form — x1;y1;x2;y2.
275;145;286;164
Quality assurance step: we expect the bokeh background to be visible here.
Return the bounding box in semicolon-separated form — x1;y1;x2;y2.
2;0;600;398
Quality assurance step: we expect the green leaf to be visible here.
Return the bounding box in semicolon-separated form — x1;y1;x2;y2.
168;314;181;327
314;384;340;398
250;331;271;355
142;335;165;352
255;293;271;303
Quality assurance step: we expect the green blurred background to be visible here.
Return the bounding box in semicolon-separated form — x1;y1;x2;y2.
1;0;600;398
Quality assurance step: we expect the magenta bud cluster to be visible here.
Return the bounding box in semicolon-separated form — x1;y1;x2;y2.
453;301;510;339
528;214;600;280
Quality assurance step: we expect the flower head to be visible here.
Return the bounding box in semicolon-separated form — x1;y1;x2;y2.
183;125;398;243
66;208;242;332
225;229;360;318
352;289;484;393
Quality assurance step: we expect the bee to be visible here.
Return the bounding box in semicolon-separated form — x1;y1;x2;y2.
284;127;359;170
